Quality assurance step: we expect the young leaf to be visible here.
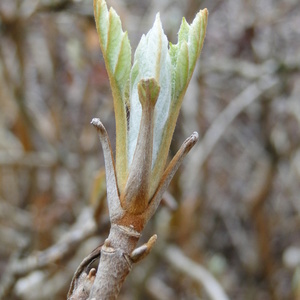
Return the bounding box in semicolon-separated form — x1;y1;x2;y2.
128;14;172;173
94;0;131;192
150;9;208;194
174;41;189;100
178;18;190;44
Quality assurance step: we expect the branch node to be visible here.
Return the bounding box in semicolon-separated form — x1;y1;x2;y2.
116;224;141;238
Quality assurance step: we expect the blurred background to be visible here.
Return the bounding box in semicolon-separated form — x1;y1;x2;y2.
0;0;300;299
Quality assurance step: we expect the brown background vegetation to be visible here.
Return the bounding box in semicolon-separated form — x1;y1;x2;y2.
0;0;300;299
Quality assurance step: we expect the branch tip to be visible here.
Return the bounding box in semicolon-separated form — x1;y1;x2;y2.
191;131;199;141
91;117;106;134
91;117;101;126
149;234;158;245
180;131;199;156
130;234;157;263
185;131;199;149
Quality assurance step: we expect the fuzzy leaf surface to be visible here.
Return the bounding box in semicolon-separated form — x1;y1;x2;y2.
128;14;172;171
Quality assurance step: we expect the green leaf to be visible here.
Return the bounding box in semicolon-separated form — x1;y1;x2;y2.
178;17;190;45
174;41;189;100
94;0;108;49
169;17;189;79
94;0;131;192
169;42;177;67
169;9;208;106
188;11;204;75
106;9;123;72
150;9;208;194
114;32;131;95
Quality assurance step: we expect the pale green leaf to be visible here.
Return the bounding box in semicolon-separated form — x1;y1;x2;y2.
169;42;178;66
114;32;131;96
94;0;131;102
128;14;172;170
151;9;208;194
94;0;132;192
169;9;208;106
106;9;124;73
174;41;189;100
94;0;108;49
187;11;202;75
178;17;190;45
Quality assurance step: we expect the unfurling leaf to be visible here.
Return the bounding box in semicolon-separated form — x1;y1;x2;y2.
94;0;208;200
128;14;172;169
94;0;131;191
150;9;208;196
